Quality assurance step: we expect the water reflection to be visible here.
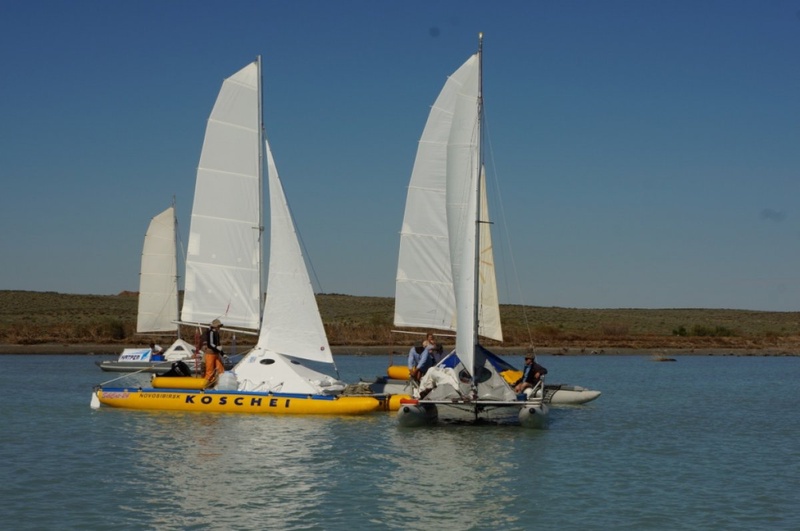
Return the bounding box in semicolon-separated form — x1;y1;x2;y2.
117;409;547;530
382;425;537;530
132;412;344;529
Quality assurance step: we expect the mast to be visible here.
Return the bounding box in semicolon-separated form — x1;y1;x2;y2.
256;55;266;318
172;195;181;339
472;32;484;362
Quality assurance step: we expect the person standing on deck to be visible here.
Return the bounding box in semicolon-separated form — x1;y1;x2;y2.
203;319;225;382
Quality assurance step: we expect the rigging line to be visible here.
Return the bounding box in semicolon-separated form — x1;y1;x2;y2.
482;112;535;345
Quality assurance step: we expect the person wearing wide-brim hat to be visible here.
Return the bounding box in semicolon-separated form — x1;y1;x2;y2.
203;319;225;384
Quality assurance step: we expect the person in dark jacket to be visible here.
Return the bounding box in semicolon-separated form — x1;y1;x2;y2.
203;319;225;382
514;354;547;394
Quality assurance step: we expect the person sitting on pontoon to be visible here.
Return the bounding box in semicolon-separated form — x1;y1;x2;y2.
513;354;547;394
416;344;436;378
407;344;424;381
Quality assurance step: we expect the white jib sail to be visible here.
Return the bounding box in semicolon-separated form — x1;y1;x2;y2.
137;206;178;333
256;138;333;364
181;61;262;330
478;166;503;342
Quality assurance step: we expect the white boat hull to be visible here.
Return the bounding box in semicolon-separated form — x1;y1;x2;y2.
518;403;548;428
540;384;601;405
97;339;206;373
372;378;600;407
397;398;549;428
95;360;193;374
397;401;438;427
95;358;233;374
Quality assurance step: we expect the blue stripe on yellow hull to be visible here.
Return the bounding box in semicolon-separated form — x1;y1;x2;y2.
96;388;384;415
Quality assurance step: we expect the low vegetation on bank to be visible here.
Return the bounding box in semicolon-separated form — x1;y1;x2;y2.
1;290;799;352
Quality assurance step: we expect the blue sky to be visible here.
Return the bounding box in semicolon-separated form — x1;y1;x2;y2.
1;1;798;311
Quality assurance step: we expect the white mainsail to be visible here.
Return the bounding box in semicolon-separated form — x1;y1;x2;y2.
394;59;465;332
394;54;502;360
137;206;179;334
181;62;263;330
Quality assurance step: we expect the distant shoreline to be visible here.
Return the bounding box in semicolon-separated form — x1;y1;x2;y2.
1;343;796;357
4;292;799;354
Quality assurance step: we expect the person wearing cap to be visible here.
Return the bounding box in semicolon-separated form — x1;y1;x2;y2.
513;354;548;394
203;319;225;382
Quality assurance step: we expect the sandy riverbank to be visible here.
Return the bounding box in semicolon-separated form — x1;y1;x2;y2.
1;343;796;357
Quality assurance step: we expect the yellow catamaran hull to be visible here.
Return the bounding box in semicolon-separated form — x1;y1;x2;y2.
95;388;384;415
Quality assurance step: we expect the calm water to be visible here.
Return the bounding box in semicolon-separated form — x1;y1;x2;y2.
1;353;798;530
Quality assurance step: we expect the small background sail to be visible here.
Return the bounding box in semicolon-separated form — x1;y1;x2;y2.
137;206;178;333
